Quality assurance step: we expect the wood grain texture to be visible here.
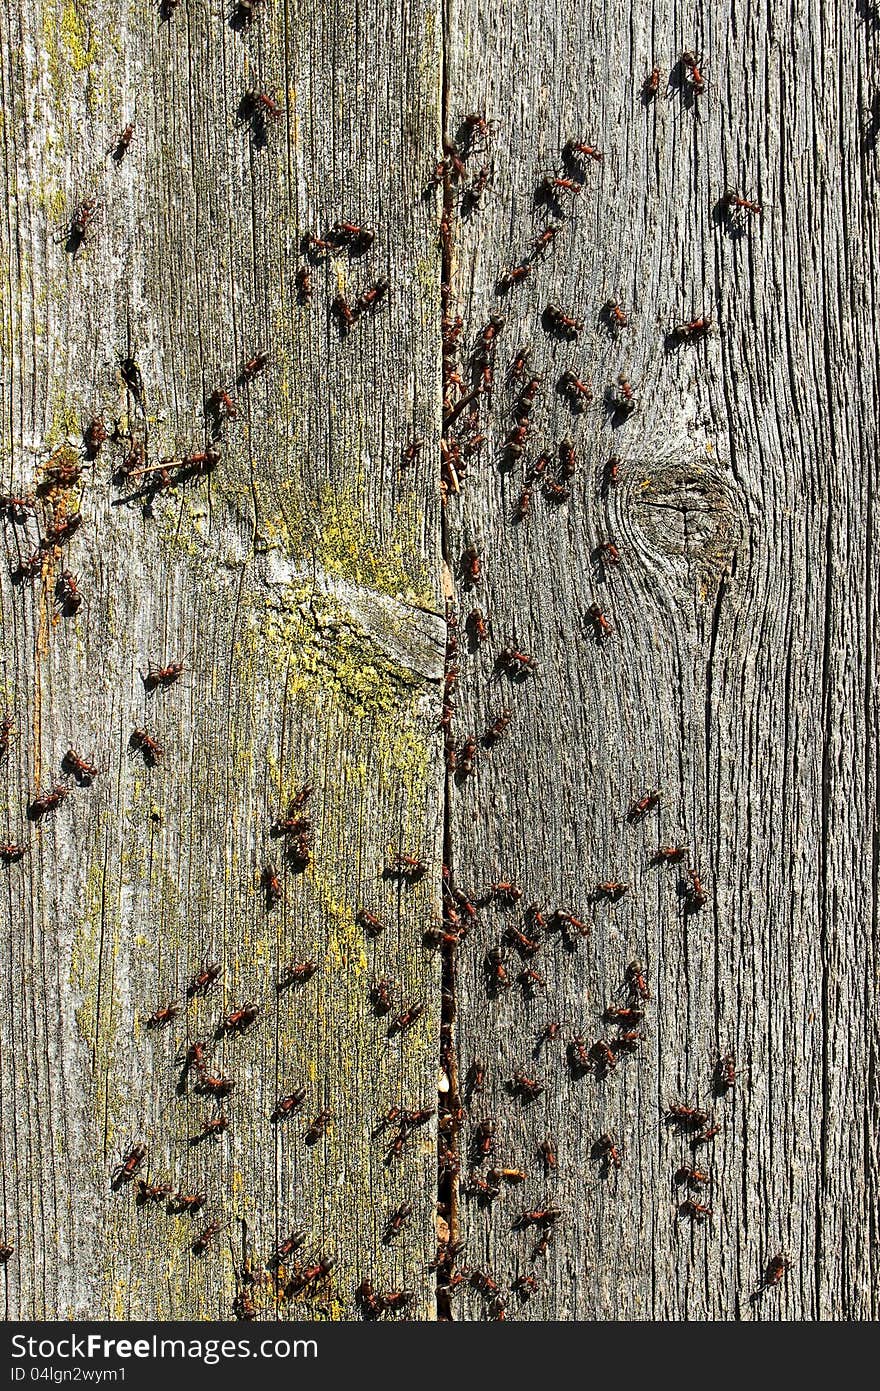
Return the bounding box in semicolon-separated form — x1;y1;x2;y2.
0;0;444;1318
1;0;878;1325
442;0;880;1321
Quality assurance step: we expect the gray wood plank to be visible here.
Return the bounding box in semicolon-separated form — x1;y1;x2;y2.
0;0;444;1319
441;0;879;1320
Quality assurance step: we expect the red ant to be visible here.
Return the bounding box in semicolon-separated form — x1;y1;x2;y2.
675;1166;709;1188
144;660;185;691
670;314;713;343
110;122;135;161
596;539;621;566
652;844;688;863
357;908;386;937
193;1114;229;1142
241;352;270;382
538;174;583;201
594;1132;623;1170
305;1108;332;1142
642;67;661;100
462;547;482;585
56;570;82;612
243;89;284;121
626;791;660;823
144;1001;179;1028
498;264;531;292
0;844;27;863
558;371;592;409
497;646;536;677
608;372;637;414
208;388;237;419
681;51;706;95
507;346;530;381
545;304;583;338
62;749;97;782
678;1199;712;1221
484;708;512;744
31;784;69;816
84;417;108;457
388;1001;425;1035
44;512;83;545
221;1003;260;1034
763;1253;792;1287
192;1221;224;1255
169;1191;207;1215
721;189;762;217
111;1142;147;1187
564;140;603;163
587;603;614;639
262;863;282;907
684;868;708;910
278;959;317;988
457;737;478;776
594;879;628;900
713;1053;737;1092
625;960;650;1000
485;947;510;991
295;266;311;304
66;198;100;247
355;279;389;315
530;224;562;259
130;728;163;766
603;299;629;330
272;1090;307;1122
187;957;222;998
539;1137;557;1172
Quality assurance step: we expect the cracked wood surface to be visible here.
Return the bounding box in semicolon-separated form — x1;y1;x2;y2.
443;0;880;1321
0;0;443;1319
1;0;879;1325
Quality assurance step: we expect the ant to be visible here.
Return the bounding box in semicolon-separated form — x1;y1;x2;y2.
592;1132;623;1173
304;1108;332;1143
262;863;282;908
277;959;317;989
626;791;660;823
30;785;69;818
271;1090;307;1123
642;66;661;102
130;728;163;766
144;1000;179;1029
111;1142;147;1188
539;1138;557;1173
144;659;185;692
387;1001;425;1036
558;371;592;411
587;604;614;641
187;957;222;998
56;570;82;614
61;749;97;784
606;372;637;417
357;908;386;936
544;304;583;339
110;122;135;162
680;51;707;96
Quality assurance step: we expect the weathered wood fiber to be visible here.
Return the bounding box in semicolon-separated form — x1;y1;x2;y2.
443;0;880;1321
1;0;878;1325
0;0;443;1318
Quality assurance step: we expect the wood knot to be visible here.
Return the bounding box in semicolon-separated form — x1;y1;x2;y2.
620;461;743;589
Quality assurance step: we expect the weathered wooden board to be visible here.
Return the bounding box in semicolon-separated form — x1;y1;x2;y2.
0;0;444;1318
443;0;880;1321
2;0;878;1325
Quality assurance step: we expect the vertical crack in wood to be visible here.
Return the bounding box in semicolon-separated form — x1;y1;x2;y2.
436;0;459;1322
